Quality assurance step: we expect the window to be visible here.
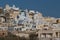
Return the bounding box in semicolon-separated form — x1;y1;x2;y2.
43;28;47;30
19;28;22;30
17;15;19;19
2;33;4;35
56;32;58;37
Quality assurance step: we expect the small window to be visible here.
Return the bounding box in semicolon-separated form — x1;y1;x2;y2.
56;32;58;37
17;15;19;19
2;33;4;35
43;28;47;30
20;28;22;30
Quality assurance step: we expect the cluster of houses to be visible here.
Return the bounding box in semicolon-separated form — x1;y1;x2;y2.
0;4;60;40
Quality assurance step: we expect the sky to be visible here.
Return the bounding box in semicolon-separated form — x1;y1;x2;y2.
0;0;60;18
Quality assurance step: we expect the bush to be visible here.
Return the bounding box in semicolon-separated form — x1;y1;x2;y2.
29;33;38;40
